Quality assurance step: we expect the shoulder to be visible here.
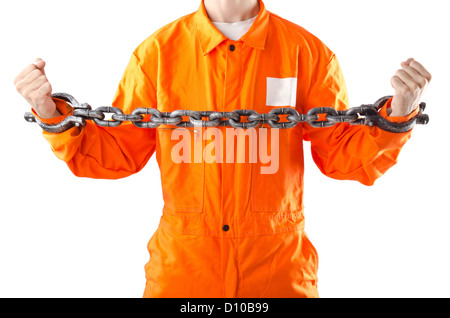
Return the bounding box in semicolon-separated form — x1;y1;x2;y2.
267;11;335;63
133;11;197;58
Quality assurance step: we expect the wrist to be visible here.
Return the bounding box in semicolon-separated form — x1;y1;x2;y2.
389;109;412;117
37;109;62;119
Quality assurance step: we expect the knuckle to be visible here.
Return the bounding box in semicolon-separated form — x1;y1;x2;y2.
22;88;32;99
40;83;52;95
41;83;51;93
409;60;418;69
403;65;412;72
37;74;47;82
15;81;23;93
395;69;406;77
391;75;401;85
410;60;421;68
419;78;427;88
399;85;409;94
30;68;42;77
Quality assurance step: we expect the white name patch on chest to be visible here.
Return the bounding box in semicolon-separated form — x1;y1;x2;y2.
266;77;297;107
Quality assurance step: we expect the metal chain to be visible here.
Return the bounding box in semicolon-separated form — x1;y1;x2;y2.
24;92;429;134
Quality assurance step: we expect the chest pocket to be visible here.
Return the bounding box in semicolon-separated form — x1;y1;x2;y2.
157;127;205;213
251;123;304;213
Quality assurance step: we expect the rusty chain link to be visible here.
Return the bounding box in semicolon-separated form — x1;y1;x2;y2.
24;92;429;134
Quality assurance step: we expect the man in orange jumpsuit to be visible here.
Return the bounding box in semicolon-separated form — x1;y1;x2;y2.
15;0;431;297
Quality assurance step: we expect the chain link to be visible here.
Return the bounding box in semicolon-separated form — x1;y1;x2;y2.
23;92;429;134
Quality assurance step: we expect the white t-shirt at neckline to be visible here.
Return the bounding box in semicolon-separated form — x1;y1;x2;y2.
212;15;257;41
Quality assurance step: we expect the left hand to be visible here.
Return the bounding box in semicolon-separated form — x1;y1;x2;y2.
390;58;432;117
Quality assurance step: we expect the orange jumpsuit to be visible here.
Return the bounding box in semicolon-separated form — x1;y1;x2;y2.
33;0;419;298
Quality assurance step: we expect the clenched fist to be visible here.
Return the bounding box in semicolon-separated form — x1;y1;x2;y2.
14;58;61;119
390;58;432;117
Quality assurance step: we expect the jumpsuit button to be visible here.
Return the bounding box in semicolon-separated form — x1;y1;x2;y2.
229;44;236;52
222;225;230;232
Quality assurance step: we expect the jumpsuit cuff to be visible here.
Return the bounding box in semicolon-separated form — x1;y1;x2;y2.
30;98;74;125
377;97;420;123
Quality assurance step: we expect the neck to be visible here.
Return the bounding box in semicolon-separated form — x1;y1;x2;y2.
204;0;260;23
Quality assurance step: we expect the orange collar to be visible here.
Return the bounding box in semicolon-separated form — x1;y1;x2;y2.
194;0;270;55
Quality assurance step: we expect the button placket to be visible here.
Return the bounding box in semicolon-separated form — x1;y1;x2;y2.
222;40;241;238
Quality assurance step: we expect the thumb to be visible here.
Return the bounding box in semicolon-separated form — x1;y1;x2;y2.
401;57;414;67
390;75;404;91
32;58;46;73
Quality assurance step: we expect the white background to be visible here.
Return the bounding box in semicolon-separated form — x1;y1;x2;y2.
0;0;449;298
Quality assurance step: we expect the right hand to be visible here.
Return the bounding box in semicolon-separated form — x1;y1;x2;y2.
14;58;60;119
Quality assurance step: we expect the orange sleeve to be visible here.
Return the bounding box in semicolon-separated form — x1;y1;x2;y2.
31;97;74;124
38;47;158;180
377;97;420;122
301;54;416;186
